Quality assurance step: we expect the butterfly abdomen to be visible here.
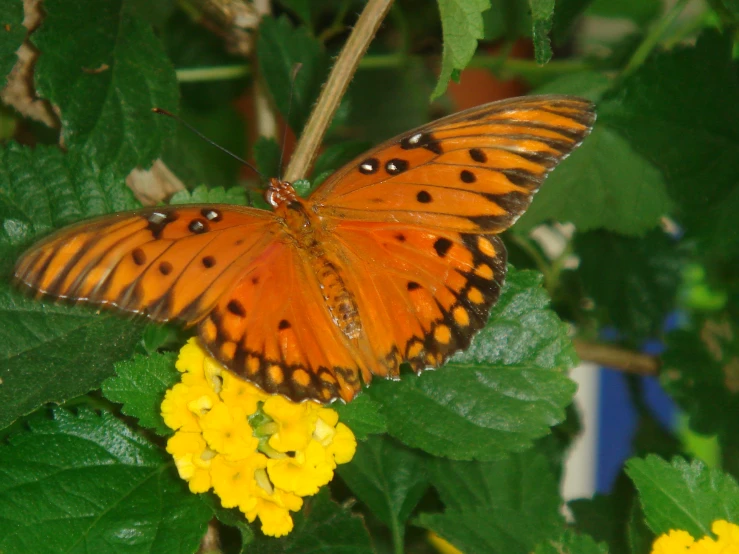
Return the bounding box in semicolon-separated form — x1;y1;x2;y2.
280;199;361;340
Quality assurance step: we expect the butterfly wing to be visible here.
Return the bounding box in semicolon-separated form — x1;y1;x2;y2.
310;95;595;379
197;240;369;403
311;95;595;232
13;205;278;323
14;204;368;403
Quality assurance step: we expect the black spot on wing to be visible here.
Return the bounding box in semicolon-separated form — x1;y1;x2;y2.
227;299;246;317
433;237;452;257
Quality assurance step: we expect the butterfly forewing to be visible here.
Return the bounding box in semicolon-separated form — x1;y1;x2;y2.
311;95;595;232
14;205;277;323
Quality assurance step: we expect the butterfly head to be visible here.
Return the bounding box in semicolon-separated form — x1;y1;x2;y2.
265;178;298;209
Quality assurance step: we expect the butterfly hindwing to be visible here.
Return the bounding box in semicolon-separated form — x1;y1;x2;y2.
312;95;595;233
329;221;506;378
198;239;367;403
13;205;277;323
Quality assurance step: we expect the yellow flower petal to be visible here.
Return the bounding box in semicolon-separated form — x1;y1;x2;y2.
243;487;303;536
651;521;739;553
267;439;334;496
161;383;219;432
220;372;265;415
201;402;259;460
327;423;356;465
210;453;267;509
264;396;317;452
317;407;339;427
166;432;214;493
712;519;739;545
651;529;696;554
176;338;206;375
251;499;295;537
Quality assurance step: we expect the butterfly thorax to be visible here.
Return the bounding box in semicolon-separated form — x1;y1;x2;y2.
274;188;362;340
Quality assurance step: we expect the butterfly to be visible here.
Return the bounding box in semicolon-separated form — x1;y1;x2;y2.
14;95;595;404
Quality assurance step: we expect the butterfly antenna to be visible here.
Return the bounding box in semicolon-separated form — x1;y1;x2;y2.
278;63;303;181
152;108;264;179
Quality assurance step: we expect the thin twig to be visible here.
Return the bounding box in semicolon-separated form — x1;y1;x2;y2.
283;0;395;182
574;339;660;376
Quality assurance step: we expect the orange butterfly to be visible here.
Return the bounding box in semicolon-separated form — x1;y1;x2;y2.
14;95;595;404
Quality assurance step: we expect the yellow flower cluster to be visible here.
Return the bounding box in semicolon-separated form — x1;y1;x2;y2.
161;338;357;537
651;520;739;553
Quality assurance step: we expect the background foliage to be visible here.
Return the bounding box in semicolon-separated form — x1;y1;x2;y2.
1;0;738;552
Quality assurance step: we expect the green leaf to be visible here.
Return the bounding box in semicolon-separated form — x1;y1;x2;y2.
551;0;594;44
338;435;427;537
205;498;256;552
533;71;611;101
588;0;662;26
169;184;248;205
311;141;371;181
277;0;312;25
575;229;684;340
569;494;623;551
33;0;178;177
0;142;140;268
370;266;577;460
0;409;211;553
345;64;434;144
482;0;532;41
332;393;387;440
257;16;330;134
128;0;176;29
253;136;282;179
162;11;247;110
516;124;672;236
600;30;739;257
570;475;646;553
0;141;145;430
0;0;25;81
419;451;562;554
432;0;490;99
529;0;554;64
0;284;145;430
534;530;608;554
161;105;247;189
626;455;739;537
249;489;373;553
102;352;179;436
661;314;739;439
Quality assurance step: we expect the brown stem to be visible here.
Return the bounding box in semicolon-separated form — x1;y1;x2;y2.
573;339;660;376
283;0;395;182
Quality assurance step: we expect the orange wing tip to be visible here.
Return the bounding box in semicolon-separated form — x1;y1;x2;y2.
163;339;357;536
